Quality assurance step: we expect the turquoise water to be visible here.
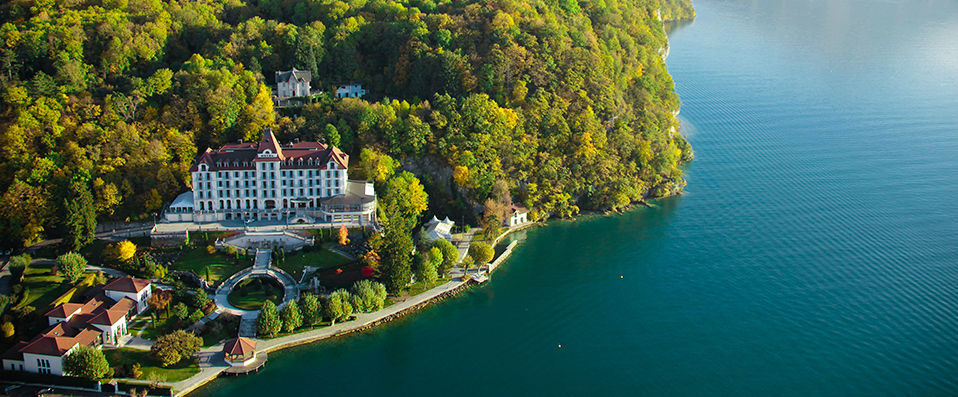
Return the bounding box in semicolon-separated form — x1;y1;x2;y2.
195;1;958;395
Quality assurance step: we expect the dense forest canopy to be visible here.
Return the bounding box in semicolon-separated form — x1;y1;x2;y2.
0;0;694;248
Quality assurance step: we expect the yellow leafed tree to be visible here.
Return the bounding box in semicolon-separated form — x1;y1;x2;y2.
116;240;136;263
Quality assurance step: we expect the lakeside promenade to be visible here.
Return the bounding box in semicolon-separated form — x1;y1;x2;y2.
121;223;534;396
165;273;473;395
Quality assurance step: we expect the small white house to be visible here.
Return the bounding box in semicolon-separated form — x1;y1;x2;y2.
505;205;529;227
103;277;152;314
335;83;366;99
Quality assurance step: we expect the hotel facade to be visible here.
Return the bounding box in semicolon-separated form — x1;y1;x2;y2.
165;129;376;225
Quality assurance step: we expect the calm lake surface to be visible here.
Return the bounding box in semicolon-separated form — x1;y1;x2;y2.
195;1;958;395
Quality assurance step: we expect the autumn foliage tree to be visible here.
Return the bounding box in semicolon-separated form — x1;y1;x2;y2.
115;241;137;263
337;225;349;246
148;291;173;317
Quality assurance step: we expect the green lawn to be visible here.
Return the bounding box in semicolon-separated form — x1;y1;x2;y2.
171;247;252;285
228;277;284;310
138;316;182;341
104;348;199;383
275;244;352;279
16;264;74;311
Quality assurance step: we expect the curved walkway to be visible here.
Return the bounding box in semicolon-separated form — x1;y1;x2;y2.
213;249;298;316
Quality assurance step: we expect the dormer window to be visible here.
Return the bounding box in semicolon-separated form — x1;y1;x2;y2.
200;164;207;172
307;158;313;166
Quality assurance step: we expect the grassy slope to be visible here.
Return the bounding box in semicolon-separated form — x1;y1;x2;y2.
171;247;252;285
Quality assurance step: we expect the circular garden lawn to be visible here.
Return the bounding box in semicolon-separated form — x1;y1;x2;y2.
227;277;284;310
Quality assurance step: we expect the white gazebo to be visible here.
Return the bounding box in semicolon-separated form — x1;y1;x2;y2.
423;216;454;242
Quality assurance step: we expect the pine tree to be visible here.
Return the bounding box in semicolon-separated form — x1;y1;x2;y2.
257;300;281;337
280;300;302;332
300;293;322;326
63;181;97;251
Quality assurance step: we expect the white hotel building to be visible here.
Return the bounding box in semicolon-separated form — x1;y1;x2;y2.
164;129;376;225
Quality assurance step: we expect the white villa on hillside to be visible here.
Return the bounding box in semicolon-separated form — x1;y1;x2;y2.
2;277;151;376
164;129;376;225
275;69;312;106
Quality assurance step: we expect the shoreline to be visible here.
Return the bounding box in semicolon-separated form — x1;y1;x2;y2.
167;223;534;396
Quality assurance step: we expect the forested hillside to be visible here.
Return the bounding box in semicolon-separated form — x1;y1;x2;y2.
0;0;693;248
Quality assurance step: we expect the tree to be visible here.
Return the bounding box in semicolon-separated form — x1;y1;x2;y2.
378;225;414;293
323;289;353;325
116;240;137;263
337;225;349;246
381;171;428;229
469;242;494;266
280;300;302;332
150;330;202;367
56;252;87;283
148;291;172;317
8;254;31;282
324;124;341;148
351;280;387;313
63;181;97;251
416;248;440;284
257;300;281;337
64;345;110;380
432;238;459;276
300;293;322;326
172;302;189;320
189;288;211;309
1;322;14;338
356;148;398;182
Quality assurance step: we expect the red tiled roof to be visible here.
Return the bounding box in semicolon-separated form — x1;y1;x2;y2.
73;329;101;346
2;342;28;361
257;129;284;159
189;130;348;172
41;322;78;338
223;337;256;356
19;336;77;356
103;277;151;293
45;303;83;318
109;297;136;313
88;310;126;326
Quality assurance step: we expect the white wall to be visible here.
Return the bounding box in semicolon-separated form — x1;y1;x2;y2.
23;352;68;376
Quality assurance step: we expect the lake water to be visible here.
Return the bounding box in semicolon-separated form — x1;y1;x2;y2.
195;1;958;395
